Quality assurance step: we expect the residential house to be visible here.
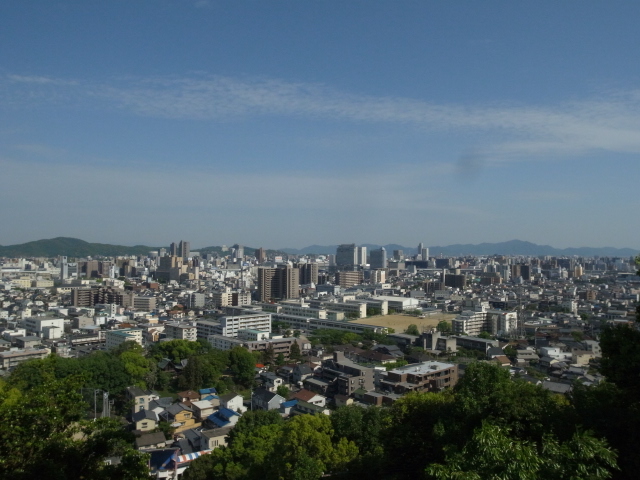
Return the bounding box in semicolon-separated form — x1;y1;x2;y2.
190;400;215;421
135;432;168;451
206;408;242;429
126;386;158;414
132;409;159;432
252;389;285;411
290;389;327;407
199;387;217;400
161;403;197;433
177;390;200;403
292;364;314;385
200;426;234;450
293;400;330;416
219;393;245;413
260;372;284;392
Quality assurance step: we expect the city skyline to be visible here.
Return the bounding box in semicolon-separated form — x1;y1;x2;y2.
2;2;640;248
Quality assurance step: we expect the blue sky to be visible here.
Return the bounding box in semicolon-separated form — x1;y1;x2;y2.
1;1;639;250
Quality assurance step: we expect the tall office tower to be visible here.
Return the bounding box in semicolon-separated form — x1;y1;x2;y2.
258;265;300;301
170;242;178;256
159;248;167;257
233;244;244;261
421;247;429;261
393;249;404;261
418;242;424;255
295;262;319;285
520;265;531;281
370;247;388;269
336;244;358;268
357;246;367;266
60;256;69;279
255;247;266;263
179;240;190;259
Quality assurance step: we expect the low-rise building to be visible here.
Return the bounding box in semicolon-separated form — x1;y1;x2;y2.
380;361;458;394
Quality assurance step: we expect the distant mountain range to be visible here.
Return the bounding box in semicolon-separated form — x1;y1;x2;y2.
281;240;639;257
0;237;275;258
0;237;636;258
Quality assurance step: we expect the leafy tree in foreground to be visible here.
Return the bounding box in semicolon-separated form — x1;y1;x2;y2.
426;422;617;480
0;375;148;480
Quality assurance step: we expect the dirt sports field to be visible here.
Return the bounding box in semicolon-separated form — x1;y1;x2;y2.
352;313;456;333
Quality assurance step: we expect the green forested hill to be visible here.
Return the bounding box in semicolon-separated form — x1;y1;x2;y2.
0;237;161;258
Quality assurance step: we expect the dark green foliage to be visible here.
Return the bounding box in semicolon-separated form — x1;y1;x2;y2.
599;324;640;399
405;324;420;336
148;339;205;363
227;409;284;445
437;320;452;333
276;385;290;398
330;405;390;474
0;375;148;480
427;422;617;480
228;347;257;387
289;341;302;362
309;328;392;346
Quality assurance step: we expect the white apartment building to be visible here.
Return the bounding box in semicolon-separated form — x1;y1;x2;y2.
24;316;65;339
214;314;272;337
196;319;222;340
105;328;143;349
164;322;197;342
487;311;518;336
452;310;488;336
207;334;245;351
237;329;270;341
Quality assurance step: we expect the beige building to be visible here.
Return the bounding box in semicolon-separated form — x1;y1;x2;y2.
105;328;143;349
164;322;197;341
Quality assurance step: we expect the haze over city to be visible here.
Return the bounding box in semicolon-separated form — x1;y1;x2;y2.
1;2;639;249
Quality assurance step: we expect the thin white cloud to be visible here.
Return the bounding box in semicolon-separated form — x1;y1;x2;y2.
4;73;640;162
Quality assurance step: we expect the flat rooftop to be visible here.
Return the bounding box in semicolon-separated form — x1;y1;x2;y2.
389;361;455;375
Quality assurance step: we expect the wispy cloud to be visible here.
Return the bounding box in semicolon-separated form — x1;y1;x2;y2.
4;73;640;162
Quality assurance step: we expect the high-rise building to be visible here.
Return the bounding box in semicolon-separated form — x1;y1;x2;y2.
258;265;300;301
370;247;388;269
170;242;178;256
421;247;429;261
179;240;190;259
255;247;266;263
357;246;367;266
60;256;68;279
295;262;319;285
232;244;244;261
418;242;424;255
336;244;357;269
393;249;404;261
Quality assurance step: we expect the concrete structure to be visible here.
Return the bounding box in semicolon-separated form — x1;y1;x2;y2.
336;244;358;269
164;322;197;341
258;265;300;302
272;313;387;334
207;334;245;351
370;247;388;269
105;328;143;349
380;361;458;394
210;313;271;338
24;316;65;339
0;348;51;369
